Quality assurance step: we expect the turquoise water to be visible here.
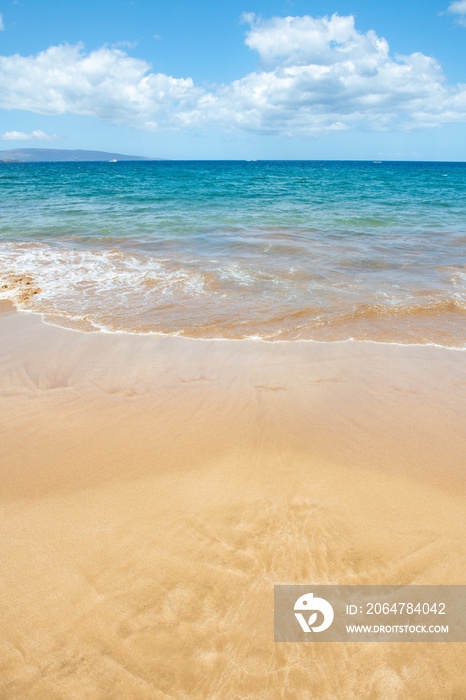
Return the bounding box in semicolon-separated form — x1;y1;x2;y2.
0;160;465;345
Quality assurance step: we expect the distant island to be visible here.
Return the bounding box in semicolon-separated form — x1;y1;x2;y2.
0;148;159;162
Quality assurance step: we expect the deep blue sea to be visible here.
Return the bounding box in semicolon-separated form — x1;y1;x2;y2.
0;160;465;345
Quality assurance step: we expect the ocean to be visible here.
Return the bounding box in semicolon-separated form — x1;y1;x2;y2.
1;160;465;346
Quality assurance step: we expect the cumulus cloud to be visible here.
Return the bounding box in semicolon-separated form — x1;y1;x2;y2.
0;43;202;129
199;13;466;135
446;0;466;24
0;130;60;141
242;13;390;70
0;14;466;136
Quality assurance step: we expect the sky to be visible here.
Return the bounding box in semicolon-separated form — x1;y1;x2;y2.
1;0;466;160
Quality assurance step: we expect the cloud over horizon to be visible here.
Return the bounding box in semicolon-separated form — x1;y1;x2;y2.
1;13;466;137
0;129;60;141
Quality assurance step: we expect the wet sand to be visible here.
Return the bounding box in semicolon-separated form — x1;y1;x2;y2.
0;304;465;699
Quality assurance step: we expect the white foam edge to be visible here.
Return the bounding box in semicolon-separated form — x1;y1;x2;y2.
6;306;461;351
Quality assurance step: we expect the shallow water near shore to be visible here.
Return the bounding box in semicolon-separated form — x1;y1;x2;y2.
1;160;465;345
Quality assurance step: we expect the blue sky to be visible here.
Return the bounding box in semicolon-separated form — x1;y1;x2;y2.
1;0;466;159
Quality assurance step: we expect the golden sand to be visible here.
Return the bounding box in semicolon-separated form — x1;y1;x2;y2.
0;303;465;699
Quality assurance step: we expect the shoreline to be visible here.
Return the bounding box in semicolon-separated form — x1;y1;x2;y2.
4;301;466;351
1;305;465;697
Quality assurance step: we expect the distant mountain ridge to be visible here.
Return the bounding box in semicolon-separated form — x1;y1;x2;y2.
0;148;158;162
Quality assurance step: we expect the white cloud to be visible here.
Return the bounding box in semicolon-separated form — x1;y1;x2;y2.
0;130;60;141
0;43;202;129
447;0;466;12
0;13;4;31
446;0;466;24
0;15;466;136
243;13;390;70
112;40;138;49
201;14;466;135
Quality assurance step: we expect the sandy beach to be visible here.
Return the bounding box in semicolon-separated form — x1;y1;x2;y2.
0;302;464;698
